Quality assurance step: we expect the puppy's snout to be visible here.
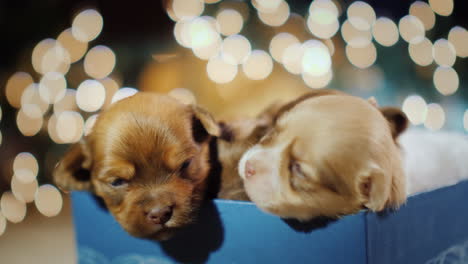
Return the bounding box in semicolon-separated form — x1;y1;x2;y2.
245;160;256;178
145;206;173;225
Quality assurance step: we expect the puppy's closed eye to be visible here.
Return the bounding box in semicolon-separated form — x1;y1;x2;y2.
178;158;193;179
110;178;129;187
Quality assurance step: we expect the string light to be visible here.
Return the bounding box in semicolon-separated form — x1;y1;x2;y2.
424;103;445;130
269;33;299;63
372;17;399;47
409;1;435;31
341;20;372;48
221;34;251;65
402;95;427;125
54;89;78;114
57;28;88;63
21;83;49;117
31;39;55;74
0;212;6;236
72;9;104;42
13;152;39;184
173;0;205;20
302;40;331;77
84;45;116;79
398;15;425;44
242;50;273;80
190;17;222;60
432;39;456;67
16;109;43;137
0;191;26;223
347;1;376;31
207;55;238;83
258;0;290;27
282;43;304;75
409;38;433;66
428;0;453;16
76;80;106;112
307;0;339;39
35;185;63;217
38;72;67;104
448;26;468;58
11;177;38;203
302;69;333;89
433;66;459;96
5;72;33;109
255;0;282;12
41;41;71;74
345;42;377;69
47;114;64;144
216;9;243;36
56;111;84;143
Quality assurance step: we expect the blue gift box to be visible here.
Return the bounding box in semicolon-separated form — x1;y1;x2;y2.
72;180;468;264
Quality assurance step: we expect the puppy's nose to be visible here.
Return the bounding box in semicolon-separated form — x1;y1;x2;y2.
245;160;256;178
146;206;173;225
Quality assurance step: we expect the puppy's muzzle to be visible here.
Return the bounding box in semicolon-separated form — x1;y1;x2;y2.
145;205;173;225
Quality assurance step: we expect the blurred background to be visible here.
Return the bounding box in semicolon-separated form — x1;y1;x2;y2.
0;0;466;262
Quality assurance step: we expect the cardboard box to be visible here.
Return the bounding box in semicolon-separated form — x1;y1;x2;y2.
72;180;468;264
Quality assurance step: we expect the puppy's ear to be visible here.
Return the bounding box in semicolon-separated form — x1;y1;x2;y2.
380;107;409;139
357;164;389;212
190;105;221;142
53;140;93;192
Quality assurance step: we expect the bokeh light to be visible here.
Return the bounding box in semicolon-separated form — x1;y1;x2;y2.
111;87;139;104
216;9;243;36
409;38;433;66
258;0;290;27
464;110;468;132
345;42;377;69
302;69;333;89
41;41;71;74
84;45;116;79
242;50;273;80
190;19;222;60
35;184;63;217
255;0;282;12
76;80;106;112
341;20;372;48
5;72;33;108
57;28;88;63
269;33;299;62
84;114;99;136
307;0;339;39
0;191;26;223
54;89;78;114
207;55;238;83
402;95;427;125
168;88;197;105
409;1;435;31
433;66;459;96
72;9;104;42
302;40;331;77
448;26;468;58
282;43;304;75
56;111;84;143
47;114;64;144
428;0;453;16
347;1;376;31
399;15;425;44
173;0;204;20
0;212;6;236
21;83;49;117
16;109;43;137
13;152;39;184
372;17;399;47
31;38;55;74
432;39;456;67
11;177;38;203
221;34;251;65
174;19;192;48
424;103;445;130
38;72;67;104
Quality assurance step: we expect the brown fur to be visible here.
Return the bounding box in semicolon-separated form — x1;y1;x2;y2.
53;92;253;240
239;89;408;220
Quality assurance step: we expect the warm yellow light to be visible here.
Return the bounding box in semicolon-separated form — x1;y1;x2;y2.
255;0;282;12
84;45;116;79
16;109;43;137
84;114;99;136
0;211;6;236
13;152;39;184
39;72;67;104
432;39;456;67
428;0;453;16
57;28;88;63
242;50;273;80
47;114;64;144
173;0;204;20
307;0;339;39
0;192;26;223
72;9;104;42
56;111;84;143
174;19;192;48
111;87;138;104
448;26;468;58
221;34;251;65
217;9;243;36
345;42;377;69
424;103;445;131
464;110;468;132
35;184;63;217
207;55;238;83
433;66;458;96
98;77;119;109
399;15;425;44
409;38;433;66
341;20;372;48
205;0;221;3
31;39;55;74
309;0;339;17
11;177;38;203
41;42;71;74
5;72;33;108
402;95;427;125
410;1;435;31
21;83;49;118
282;43;304;75
302;40;331;77
76;80;106;112
54;89;78;114
190;17;222;60
302;69;333;89
372;17;399;47
168;88;197;105
258;0;290;27
269;33;299;62
347;1;376;31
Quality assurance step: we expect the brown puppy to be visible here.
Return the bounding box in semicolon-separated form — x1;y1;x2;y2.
53;92;251;240
238;90;408;221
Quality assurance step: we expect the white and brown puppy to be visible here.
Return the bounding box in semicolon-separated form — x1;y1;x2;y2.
238;90;408;221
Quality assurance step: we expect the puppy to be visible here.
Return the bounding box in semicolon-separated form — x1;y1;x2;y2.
53;92;253;240
238;90;408;221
